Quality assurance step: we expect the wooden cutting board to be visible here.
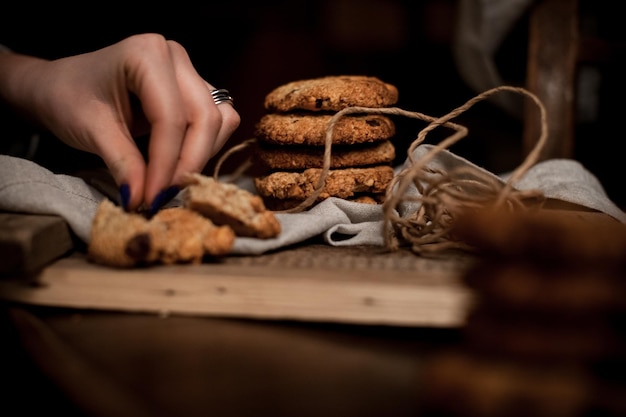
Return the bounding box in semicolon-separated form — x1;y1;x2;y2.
1;208;621;327
0;240;476;327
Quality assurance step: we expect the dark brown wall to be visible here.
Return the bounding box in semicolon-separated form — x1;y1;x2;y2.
2;0;624;207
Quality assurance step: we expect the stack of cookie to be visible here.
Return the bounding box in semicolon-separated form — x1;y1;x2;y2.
252;75;399;211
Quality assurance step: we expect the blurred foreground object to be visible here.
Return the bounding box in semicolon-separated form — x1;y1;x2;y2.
418;205;626;417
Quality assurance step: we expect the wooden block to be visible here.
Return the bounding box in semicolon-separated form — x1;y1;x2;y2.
0;212;75;276
524;0;579;160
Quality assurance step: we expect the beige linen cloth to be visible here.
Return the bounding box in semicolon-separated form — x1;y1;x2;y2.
1;144;625;255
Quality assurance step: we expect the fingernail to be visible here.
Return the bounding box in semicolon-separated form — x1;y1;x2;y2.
149;185;180;216
119;184;131;211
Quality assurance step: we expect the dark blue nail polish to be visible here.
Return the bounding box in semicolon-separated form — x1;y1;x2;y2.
149;185;180;216
119;184;131;211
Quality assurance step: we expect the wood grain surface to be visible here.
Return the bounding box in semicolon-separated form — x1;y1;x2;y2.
0;244;476;328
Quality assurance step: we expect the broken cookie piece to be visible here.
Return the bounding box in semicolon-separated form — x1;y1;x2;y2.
151;207;235;263
182;173;281;239
87;199;235;268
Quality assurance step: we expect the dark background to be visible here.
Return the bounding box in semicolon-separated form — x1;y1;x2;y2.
2;0;624;208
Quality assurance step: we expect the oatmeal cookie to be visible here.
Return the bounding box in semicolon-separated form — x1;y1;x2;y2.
264;75;399;112
254;166;394;201
182;174;281;239
87;199;235;267
255;113;396;146
262;193;385;211
151;207;235;264
255;140;395;171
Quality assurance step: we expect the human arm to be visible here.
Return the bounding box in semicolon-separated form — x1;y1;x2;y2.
0;33;240;212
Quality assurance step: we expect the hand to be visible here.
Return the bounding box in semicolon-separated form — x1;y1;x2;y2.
0;33;240;211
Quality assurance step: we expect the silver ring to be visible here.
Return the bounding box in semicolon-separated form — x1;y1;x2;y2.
210;88;234;106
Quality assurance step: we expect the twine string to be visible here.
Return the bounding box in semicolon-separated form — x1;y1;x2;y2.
212;85;549;255
382;85;548;253
279;106;468;214
212;138;256;182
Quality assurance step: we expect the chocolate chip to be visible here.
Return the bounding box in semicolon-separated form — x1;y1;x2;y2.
125;233;152;261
